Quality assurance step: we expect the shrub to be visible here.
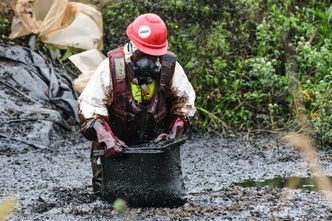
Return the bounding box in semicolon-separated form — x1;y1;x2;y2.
100;0;332;146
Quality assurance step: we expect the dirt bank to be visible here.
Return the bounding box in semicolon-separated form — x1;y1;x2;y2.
1;132;332;220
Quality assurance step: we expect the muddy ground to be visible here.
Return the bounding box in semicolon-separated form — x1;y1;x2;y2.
1;131;332;220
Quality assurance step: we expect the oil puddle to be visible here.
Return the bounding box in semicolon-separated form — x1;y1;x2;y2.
235;176;332;191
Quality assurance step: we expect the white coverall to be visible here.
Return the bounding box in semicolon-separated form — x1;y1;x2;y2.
78;41;196;121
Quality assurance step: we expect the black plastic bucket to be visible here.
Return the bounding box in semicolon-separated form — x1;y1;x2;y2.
99;139;186;207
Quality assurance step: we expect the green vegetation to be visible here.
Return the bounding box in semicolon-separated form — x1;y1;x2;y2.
0;16;11;43
102;0;332;145
1;1;332;146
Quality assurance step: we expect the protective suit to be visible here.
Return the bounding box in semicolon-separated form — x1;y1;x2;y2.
78;43;196;134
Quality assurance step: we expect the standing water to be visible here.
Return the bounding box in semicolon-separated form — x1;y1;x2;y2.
235;176;332;191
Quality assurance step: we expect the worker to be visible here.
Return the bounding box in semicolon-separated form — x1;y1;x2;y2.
78;13;196;194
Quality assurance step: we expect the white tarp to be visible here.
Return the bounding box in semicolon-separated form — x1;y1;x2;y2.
69;49;106;93
10;0;103;50
10;0;105;93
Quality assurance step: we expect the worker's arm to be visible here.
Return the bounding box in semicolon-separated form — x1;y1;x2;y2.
155;62;196;142
78;58;126;157
169;61;196;118
78;58;112;124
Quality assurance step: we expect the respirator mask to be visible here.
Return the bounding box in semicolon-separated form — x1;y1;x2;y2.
128;58;161;85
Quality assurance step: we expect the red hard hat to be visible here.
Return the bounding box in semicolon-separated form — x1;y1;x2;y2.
126;13;168;56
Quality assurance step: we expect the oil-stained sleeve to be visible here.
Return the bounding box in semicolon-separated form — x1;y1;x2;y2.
78;58;112;121
169;62;196;117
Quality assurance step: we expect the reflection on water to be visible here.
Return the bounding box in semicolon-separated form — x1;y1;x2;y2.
235;176;332;191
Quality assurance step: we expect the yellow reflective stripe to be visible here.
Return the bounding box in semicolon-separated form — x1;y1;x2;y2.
143;80;156;101
131;83;142;103
130;80;156;104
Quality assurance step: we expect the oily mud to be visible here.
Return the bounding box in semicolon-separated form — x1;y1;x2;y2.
1;132;332;220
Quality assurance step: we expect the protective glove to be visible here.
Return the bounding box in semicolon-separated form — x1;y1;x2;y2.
81;118;127;157
168;117;185;139
154;116;185;143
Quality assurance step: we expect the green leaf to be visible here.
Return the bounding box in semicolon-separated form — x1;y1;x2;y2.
61;47;77;61
328;5;332;23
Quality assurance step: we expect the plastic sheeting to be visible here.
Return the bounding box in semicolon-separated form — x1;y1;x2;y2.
0;44;79;151
9;0;105;94
69;49;106;93
10;0;103;50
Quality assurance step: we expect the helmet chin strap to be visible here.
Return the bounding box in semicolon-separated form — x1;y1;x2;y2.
124;41;138;63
